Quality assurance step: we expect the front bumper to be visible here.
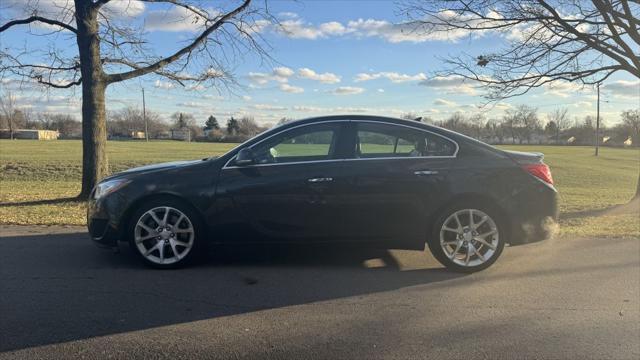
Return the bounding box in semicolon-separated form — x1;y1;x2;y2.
87;197;122;248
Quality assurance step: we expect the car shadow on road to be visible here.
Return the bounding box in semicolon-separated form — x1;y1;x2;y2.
0;231;464;353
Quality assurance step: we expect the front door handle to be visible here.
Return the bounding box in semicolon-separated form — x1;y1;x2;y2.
308;177;333;183
414;170;439;176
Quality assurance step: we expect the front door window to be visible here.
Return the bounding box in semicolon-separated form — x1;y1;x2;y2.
250;123;339;164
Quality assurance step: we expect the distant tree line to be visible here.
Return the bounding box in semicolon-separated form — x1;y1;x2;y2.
1;93;637;147
412;106;639;147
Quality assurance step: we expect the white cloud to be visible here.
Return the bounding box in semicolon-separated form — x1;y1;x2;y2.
201;94;224;100
277;19;324;39
11;91;81;115
278;12;299;19
251;104;288;111
494;102;514;110
297;68;341;84
354;73;379;82
331;86;365;95
103;0;145;17
345;16;475;43
187;84;206;91
377;89;385;93
178;101;209;108
602;80;640;99
419;75;478;95
145;6;211;32
154;80;174;89
543;81;590;98
573;101;593;108
291;105;371;113
246;19;272;34
247;67;294;85
279;83;305;94
292;105;324;112
242;95;252;101
247;72;273;85
318;21;348;36
354;72;427;83
273;67;295;78
3;0;145;30
433;98;457;106
256;12;476;43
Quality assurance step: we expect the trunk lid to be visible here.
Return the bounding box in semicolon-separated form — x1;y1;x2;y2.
502;150;544;164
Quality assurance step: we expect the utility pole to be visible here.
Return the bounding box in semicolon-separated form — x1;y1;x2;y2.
142;88;148;142
595;83;600;156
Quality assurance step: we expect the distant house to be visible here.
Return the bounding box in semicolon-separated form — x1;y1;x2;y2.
130;131;146;140
0;129;59;140
170;128;191;141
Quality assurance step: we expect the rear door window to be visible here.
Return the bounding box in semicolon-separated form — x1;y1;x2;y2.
355;122;456;158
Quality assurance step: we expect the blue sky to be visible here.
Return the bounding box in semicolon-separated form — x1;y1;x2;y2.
1;0;638;127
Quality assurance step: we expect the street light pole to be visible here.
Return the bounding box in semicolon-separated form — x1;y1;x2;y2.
142;88;148;142
595;83;600;156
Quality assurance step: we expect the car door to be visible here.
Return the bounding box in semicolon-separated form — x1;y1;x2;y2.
215;122;350;242
338;121;457;245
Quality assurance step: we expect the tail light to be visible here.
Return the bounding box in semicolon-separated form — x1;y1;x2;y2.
522;163;554;185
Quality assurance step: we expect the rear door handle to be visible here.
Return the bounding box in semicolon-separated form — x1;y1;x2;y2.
308;177;333;183
414;170;439;176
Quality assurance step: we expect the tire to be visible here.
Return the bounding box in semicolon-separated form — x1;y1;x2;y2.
127;197;206;269
427;202;506;273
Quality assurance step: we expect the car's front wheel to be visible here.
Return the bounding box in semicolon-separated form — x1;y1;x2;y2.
428;203;506;273
128;198;204;268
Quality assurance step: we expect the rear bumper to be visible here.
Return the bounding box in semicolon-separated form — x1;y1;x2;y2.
507;182;559;246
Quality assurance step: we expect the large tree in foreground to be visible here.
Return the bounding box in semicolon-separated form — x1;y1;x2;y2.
0;0;269;198
403;0;640;197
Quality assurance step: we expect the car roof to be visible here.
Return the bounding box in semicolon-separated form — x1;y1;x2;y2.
281;114;440;131
278;114;466;140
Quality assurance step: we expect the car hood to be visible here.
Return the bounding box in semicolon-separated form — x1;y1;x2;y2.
103;159;211;181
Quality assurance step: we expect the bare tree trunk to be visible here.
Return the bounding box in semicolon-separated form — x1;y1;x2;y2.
8;116;13;140
75;1;108;199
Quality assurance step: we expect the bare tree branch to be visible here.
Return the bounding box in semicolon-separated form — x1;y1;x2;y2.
0;15;77;33
106;0;252;84
36;77;82;88
402;0;640;100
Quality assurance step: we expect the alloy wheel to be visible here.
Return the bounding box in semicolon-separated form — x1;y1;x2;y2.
134;206;195;265
439;209;499;267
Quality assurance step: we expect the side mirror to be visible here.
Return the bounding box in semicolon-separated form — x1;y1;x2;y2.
235;148;255;166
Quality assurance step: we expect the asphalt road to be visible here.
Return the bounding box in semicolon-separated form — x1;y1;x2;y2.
0;226;638;359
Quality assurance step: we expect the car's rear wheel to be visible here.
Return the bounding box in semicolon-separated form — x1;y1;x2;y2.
428;204;505;273
128;198;204;269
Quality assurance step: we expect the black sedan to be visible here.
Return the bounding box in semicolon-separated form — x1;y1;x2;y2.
87;115;558;272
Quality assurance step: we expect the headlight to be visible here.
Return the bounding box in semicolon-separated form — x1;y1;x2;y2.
93;179;130;199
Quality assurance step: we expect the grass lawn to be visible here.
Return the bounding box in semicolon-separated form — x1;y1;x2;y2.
1;139;638;238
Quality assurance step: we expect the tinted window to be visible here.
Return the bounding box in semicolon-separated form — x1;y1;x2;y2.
250;123;339;164
356;122;456;158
